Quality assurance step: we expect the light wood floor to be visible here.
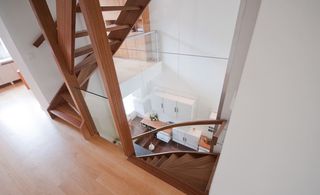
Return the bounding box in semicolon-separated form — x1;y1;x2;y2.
0;83;184;195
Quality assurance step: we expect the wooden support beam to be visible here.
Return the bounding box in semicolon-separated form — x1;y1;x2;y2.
29;0;98;139
79;0;134;156
56;0;76;74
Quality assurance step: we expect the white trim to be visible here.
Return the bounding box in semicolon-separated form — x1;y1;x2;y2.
217;0;262;121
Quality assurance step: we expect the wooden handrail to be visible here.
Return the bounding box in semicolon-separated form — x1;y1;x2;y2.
131;119;226;140
136;150;219;158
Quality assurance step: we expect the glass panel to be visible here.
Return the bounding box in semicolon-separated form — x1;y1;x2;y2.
78;69;119;144
106;30;230;156
115;31;160;62
83;0;238;156
79;31;229;156
80;31;160;97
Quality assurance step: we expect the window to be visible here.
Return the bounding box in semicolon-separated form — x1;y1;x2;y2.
0;38;11;62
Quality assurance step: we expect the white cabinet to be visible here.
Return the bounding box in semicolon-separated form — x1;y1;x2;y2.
151;94;164;114
0;61;19;86
132;96;152;117
163;98;177;118
150;91;196;122
173;127;201;150
176;102;193;121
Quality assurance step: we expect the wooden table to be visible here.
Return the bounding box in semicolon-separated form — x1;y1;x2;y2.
140;118;172;134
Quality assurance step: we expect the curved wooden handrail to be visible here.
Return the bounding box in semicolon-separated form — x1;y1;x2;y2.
136;150;219;158
132;119;226;140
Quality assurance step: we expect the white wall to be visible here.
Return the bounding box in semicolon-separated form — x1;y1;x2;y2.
0;0;61;108
149;0;240;119
0;18;48;107
212;0;320;194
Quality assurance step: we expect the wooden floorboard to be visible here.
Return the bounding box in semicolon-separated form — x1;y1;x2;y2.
0;85;184;195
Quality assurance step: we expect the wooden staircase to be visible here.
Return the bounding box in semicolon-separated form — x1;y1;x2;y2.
30;1;225;194
130;120;226;194
129;152;220;195
31;0;150;137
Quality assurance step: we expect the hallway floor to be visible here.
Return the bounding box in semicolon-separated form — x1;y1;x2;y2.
0;83;183;195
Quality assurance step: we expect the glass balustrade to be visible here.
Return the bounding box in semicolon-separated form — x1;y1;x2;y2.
79;30;229;156
77;70;119;144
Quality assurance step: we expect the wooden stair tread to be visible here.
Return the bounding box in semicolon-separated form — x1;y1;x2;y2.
159;154;178;168
49;103;82;128
75;24;130;38
106;24;130;32
74;40;120;57
169;169;212;191
149;156;160;166
166;155;215;169
161;155;216;192
164;154;195;168
74;45;93;58
60;92;78;112
146;157;152;164
154;155;168;167
74;54;96;73
175;173;209;192
163;161;214;180
134;153;216;194
77;62;98;86
76;5;141;12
